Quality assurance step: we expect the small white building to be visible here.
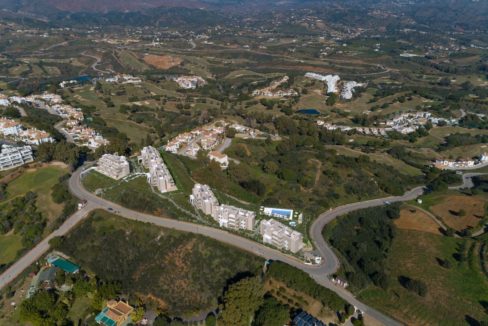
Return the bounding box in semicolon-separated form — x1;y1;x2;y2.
208;151;229;169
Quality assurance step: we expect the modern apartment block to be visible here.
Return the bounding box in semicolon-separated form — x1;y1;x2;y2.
139;146;177;193
96;154;130;180
190;183;255;231
260;219;304;253
0;144;34;171
190;183;220;217
217;204;256;230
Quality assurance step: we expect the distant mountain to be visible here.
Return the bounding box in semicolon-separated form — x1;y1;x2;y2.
0;0;251;13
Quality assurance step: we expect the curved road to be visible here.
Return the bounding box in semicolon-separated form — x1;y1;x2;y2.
0;166;425;325
448;172;487;190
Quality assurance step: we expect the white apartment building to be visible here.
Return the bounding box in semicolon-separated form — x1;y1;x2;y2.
0;145;34;171
190;183;220;217
190;183;255;231
260;219;304;253
139;146;177;193
96;154;130;180
217;205;256;231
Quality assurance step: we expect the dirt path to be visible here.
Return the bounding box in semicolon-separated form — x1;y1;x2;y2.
311;159;322;188
405;204;450;233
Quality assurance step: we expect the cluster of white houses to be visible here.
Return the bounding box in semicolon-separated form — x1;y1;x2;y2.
190;183;304;253
139;146;177;193
171;75;207;89
0;92;109;149
317;111;458;137
435;153;488;170
0;118;54;145
164;121;227;158
252;76;298;98
0;144;33;171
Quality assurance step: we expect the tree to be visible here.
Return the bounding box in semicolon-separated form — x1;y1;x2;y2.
205;314;217;326
218;277;264;326
326;93;338;106
131;306;145;323
2;106;21;119
263;161;279;175
253;296;289;326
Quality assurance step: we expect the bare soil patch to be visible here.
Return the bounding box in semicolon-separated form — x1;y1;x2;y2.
430;195;486;231
395;208;442;235
144;54;182;70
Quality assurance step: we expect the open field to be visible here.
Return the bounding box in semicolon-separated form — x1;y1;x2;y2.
5;166;67;199
430;195;487;231
359;230;488;325
395;207;442;235
0;233;23;266
116;50;149;72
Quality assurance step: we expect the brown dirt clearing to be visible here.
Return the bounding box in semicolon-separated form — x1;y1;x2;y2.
144;55;182;70
395;207;442;235
430;195;486;231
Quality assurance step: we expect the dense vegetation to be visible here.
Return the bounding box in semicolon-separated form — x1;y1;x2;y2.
327;204;401;289
55;211;263;315
0;192;46;248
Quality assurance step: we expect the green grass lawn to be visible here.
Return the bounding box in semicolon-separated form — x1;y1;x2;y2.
117;50;148;72
82;170;116;193
161;152;195;194
358;230;488;325
0;233;23;265
67;295;93;323
5;166;66;199
83;171;195;221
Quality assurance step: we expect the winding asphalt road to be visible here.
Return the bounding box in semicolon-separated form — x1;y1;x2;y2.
0;166;426;325
448;172;487;190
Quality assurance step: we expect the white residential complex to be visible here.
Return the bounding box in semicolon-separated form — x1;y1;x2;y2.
190;183;255;231
435;153;488;170
96;154;131;180
0;118;54;145
0;145;34;171
252;76;298;98
164;121;227;158
139;146;177;193
172;76;207;89
0;92;109;150
260;219;304;253
317;111;458;137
